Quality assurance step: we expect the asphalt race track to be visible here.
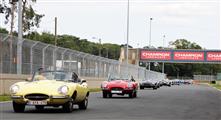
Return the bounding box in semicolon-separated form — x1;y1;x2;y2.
1;85;221;120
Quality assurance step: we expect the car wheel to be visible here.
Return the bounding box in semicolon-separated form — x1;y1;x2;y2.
78;96;88;110
103;92;107;98
140;86;144;89
108;93;112;98
62;100;73;113
133;91;137;98
35;105;44;110
13;101;25;113
129;91;134;98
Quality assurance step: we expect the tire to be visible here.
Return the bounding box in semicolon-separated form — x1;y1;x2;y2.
133;91;137;98
35;105;44;110
13;101;25;113
62;100;73;113
108;93;112;98
129;91;135;98
140;86;144;89
78;96;88;110
103;92;107;98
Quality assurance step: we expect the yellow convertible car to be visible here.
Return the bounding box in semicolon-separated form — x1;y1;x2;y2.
9;71;89;113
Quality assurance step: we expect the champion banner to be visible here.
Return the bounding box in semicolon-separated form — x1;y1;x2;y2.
140;49;221;63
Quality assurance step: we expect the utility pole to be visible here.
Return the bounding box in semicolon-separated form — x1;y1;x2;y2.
55;17;57;46
53;17;57;71
17;0;22;74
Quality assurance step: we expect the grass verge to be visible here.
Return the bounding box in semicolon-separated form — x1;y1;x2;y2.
210;83;221;90
0;95;11;102
89;88;102;92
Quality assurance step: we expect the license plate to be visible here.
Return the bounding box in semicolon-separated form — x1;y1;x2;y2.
111;90;122;93
27;100;47;105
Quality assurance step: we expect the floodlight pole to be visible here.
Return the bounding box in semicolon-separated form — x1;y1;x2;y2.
126;0;130;74
162;35;165;73
148;18;153;71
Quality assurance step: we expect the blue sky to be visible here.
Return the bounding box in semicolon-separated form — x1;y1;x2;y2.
0;0;220;49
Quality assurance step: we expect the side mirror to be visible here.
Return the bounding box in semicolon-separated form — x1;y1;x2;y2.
81;79;87;83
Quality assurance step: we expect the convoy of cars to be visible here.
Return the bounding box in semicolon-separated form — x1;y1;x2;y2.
9;69;193;113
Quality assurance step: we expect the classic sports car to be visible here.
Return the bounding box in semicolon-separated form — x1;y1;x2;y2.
101;75;138;98
139;79;159;90
9;71;89;113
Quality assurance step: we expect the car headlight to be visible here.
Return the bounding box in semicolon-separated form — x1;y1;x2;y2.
10;85;19;94
102;83;108;88
58;85;69;95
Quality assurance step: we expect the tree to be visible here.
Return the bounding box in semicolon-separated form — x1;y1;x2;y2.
169;39;202;49
0;28;8;34
0;0;44;34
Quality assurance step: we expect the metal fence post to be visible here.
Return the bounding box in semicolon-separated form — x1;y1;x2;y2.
53;47;58;71
42;45;50;70
82;54;89;77
61;49;67;70
30;41;39;74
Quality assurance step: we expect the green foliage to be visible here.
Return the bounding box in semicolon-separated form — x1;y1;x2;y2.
169;39;202;49
0;28;8;34
23;31;121;60
157;39;221;78
0;0;44;34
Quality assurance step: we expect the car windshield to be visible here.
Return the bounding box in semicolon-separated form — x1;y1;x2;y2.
33;71;73;81
108;74;131;81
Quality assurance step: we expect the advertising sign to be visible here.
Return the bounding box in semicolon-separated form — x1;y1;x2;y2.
207;52;221;61
140;49;221;64
140;51;171;60
173;52;204;61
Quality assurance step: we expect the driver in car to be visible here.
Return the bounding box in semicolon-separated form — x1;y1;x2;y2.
72;72;81;83
35;68;46;80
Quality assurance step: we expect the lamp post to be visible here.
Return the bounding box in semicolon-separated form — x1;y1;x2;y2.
148;17;153;71
92;37;101;57
126;0;130;65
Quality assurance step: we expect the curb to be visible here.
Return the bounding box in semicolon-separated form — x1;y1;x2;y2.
0;101;11;104
204;83;221;92
211;86;221;92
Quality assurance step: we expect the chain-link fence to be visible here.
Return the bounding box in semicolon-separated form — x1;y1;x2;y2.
0;33;165;81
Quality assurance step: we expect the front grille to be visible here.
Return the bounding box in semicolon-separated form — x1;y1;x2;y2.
111;87;123;90
25;94;49;100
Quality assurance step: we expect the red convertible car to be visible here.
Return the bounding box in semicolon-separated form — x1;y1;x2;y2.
101;75;138;98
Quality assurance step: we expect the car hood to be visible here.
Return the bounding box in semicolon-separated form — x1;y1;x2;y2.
107;80;130;88
14;80;76;95
141;80;157;84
